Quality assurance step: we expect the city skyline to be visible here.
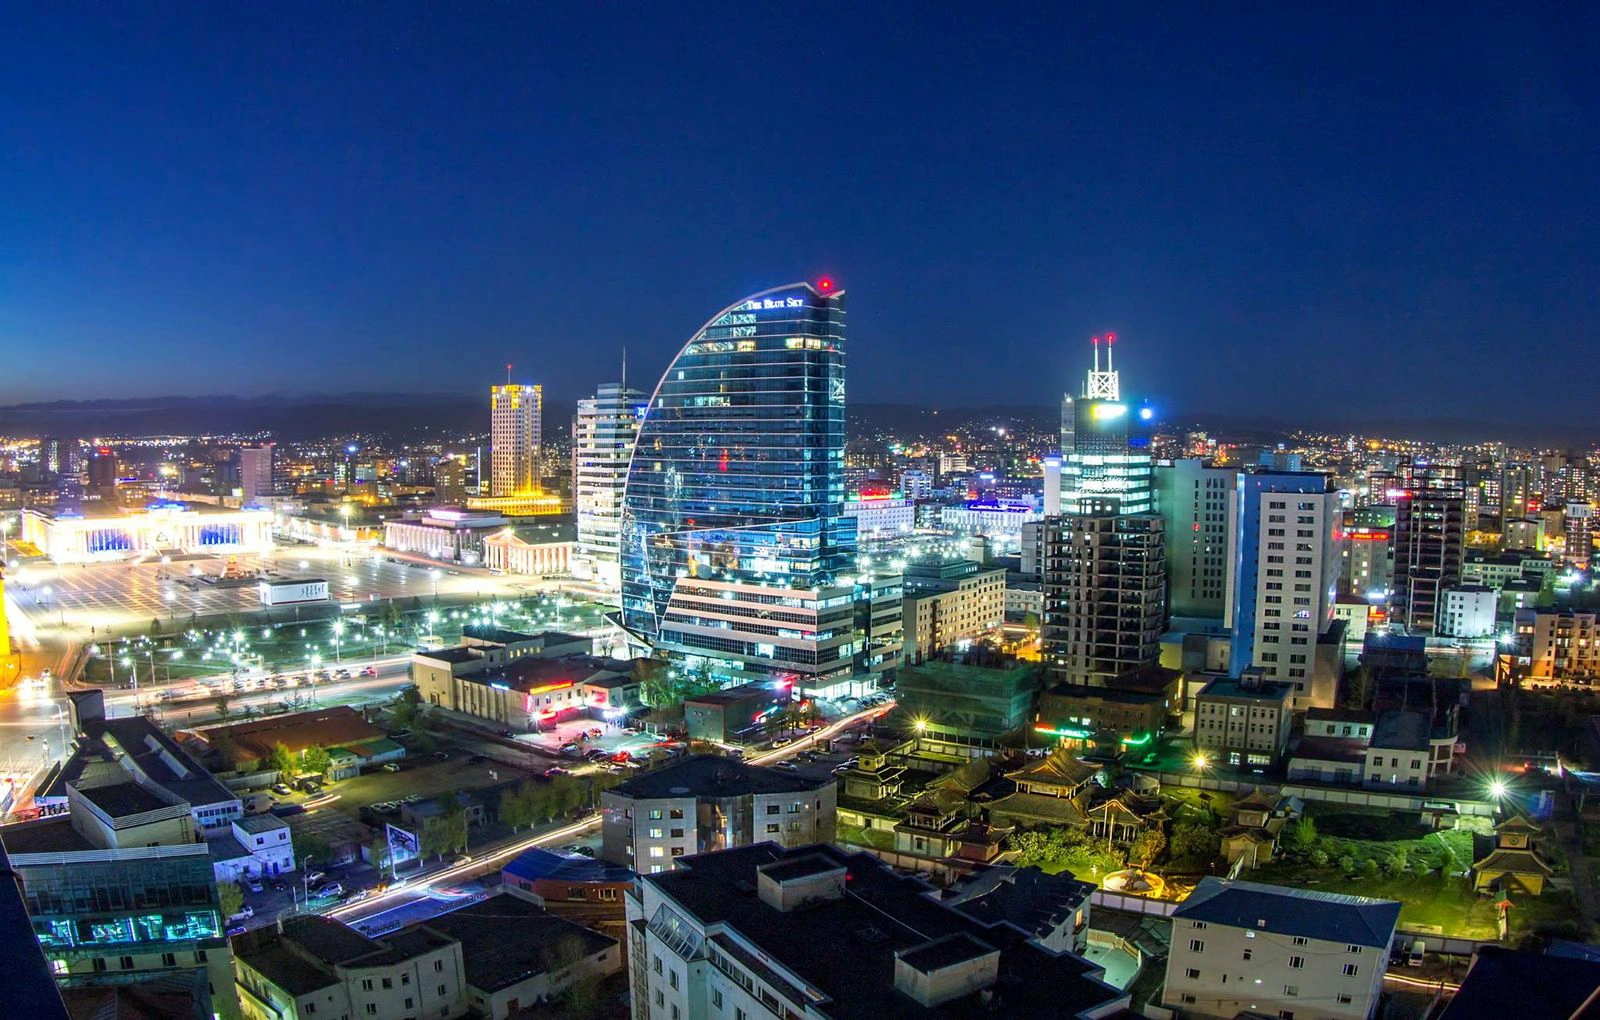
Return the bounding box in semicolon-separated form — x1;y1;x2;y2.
7;6;1600;429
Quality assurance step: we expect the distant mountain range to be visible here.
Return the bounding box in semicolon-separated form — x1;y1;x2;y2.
0;395;1589;448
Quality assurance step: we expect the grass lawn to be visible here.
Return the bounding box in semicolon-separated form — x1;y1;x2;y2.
1164;787;1235;820
836;823;895;852
1250;859;1579;940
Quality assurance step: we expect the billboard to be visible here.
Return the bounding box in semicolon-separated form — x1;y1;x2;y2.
259;579;330;606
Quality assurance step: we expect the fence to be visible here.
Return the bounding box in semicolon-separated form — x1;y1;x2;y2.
1153;769;1496;818
1090;889;1178;917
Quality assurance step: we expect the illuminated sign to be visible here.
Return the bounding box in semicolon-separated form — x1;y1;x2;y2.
741;297;808;311
1034;725;1093;740
1091;403;1127;420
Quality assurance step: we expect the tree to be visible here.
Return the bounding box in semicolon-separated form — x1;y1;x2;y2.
1287;815;1317;852
1360;858;1381;880
215;692;234;721
501;782;537;832
267;741;297;778
420;804;469;859
150;617;163;637
1169;821;1221;863
1130;828;1166;871
368;834;391;870
217;881;244;920
302;745;333;778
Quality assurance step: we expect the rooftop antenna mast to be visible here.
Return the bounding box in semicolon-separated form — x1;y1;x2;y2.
505;363;513;385
1085;332;1121;401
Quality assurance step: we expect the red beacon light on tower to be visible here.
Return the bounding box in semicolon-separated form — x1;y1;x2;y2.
817;277;834;292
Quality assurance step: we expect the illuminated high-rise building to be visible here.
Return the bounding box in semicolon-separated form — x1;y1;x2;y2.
239;443;278;502
572;381;644;589
1154;459;1238;624
490;382;542;497
1393;478;1466;636
621;281;896;694
86;446;118;500
1043;336;1167;691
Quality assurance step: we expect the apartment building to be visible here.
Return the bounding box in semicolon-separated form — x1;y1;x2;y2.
1193;668;1295;767
1514;608;1600;681
599;756;836;872
900;559;1006;664
1164;878;1399;1020
625;842;1128;1020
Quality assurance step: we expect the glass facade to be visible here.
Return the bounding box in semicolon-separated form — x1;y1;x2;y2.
621;282;855;649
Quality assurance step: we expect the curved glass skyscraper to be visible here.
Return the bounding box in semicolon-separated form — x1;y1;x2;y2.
621;282;894;690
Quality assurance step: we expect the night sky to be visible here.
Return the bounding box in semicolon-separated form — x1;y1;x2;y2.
5;5;1599;428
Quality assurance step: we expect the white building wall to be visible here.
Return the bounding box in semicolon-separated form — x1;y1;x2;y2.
1164;917;1385;1020
1249;490;1341;710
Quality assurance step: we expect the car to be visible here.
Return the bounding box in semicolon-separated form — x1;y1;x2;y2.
298;779;322;795
402;793;422;804
772;761;799;771
560;744;584;758
226;925;247;937
335;668;352;678
771;736;792;747
372;801;398;814
310;882;344;898
304;870;326;885
362;666;377;676
560;844;596;858
450;852;473;865
389;728;413;739
433;751;450;761
611;750;632;762
272;783;293;796
543;767;570;779
832;763;853;775
467;753;488;765
244;877;264;893
228;905;254;921
381;762;401;773
585;748;610;761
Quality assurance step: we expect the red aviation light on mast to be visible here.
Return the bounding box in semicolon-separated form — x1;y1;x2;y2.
817;277;834;292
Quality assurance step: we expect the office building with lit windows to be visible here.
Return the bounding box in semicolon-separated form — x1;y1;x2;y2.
1227;473;1342;711
620;282;896;694
572;382;645;588
1154;459;1238;624
489;383;542;497
1393;481;1466;636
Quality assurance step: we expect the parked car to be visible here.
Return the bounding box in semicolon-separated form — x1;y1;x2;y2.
310;882;344;899
298;779;322;795
585;748;610;761
560;844;596;858
228;905;254;921
389;728;413;739
304;871;326;885
543;767;570;779
467;754;488;765
402;793;422;804
559;743;583;758
381;762;402;773
433;751;450;761
271;783;293;796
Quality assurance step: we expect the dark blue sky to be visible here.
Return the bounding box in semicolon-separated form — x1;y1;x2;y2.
4;5;1599;425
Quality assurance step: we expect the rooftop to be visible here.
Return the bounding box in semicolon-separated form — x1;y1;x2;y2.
197;706;388;764
1173;877;1400;949
502;847;636;885
685;682;783;708
420;890;617;993
1371;710;1432;751
610;755;833;800
1196;676;1294;703
1438;946;1600;1020
75;780;177;821
644;842;1124;1018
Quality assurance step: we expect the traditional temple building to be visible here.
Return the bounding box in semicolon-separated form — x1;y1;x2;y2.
988;747;1102;829
1472;815;1553;896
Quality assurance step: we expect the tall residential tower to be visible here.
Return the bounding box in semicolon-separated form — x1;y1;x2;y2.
572;381;645;589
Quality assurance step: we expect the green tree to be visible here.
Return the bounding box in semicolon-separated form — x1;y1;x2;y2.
1361;858;1381;880
1130;828;1166;871
1386;849;1410;877
501;782;536;832
150;617;163;637
215;692;234;721
217;881;244;919
1169;821;1221;863
301;745;333;778
267;741;297;778
1287;815;1317;852
368;835;391;870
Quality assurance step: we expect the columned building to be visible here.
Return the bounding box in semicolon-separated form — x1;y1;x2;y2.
489;383;542;497
572;382;644;588
620;281;897;694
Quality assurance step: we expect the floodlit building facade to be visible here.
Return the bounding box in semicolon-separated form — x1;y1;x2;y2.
489;383;542;497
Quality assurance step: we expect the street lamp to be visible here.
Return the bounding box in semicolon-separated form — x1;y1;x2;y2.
1191;752;1210;771
332;620;345;664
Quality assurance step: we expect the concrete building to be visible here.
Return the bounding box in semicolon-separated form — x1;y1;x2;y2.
1393;484;1466;636
900;559;1006;664
624;841;1128;1020
433;456;471;504
598;755;836;873
1155;459;1238;623
490;382;542;498
480;519;575;577
1565;501;1595;568
240;443;280;502
572;382;644;588
188;705;403;777
1339;509;1395;599
938;500;1042;548
1503;516;1545;551
842;485;916;542
233;914;466;1020
1041;509;1166;687
1228;473;1342;711
22;500;274;563
1164;877;1399;1020
208;814;296;883
1193;668;1295;768
1438;585;1497;639
382;507;510;565
500;848;636;942
1;775;239;1014
1514;608;1600;681
892;658;1042;746
38;690;242;838
681;682;788;743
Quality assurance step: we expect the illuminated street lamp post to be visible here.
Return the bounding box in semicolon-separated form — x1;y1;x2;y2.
332;620;345;664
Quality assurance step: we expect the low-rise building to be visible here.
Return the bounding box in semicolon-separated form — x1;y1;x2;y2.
501;848;636;941
416;889;621;1020
410;635;604;729
1;774;239;1014
842;486;916;541
187;705;403;777
1033;665;1181;751
233;914;467;1020
480;519;575;577
209;813;296;883
599;755;836;873
1163;877;1400;1020
382;506;510;565
625;842;1128;1020
682;683;788;744
1193;668;1295;767
1439;585;1497;639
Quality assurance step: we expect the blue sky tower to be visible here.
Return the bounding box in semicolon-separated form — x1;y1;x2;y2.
621;282;890;692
